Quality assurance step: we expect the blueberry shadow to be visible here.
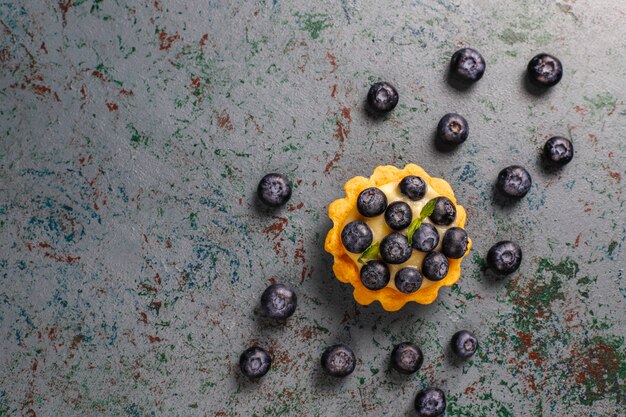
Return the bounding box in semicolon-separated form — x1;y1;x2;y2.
521;72;552;97
384;362;417;386
311;363;352;391
249;190;291;217
446;67;476;92
491;183;524;209
536;149;565;175
361;98;393;122
432;130;461;154
445;340;478;369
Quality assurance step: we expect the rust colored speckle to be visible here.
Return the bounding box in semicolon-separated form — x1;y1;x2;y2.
340;106;352;123
287;202;304;211
92;70;106;80
217;111;234;131
147;335;162;343
331;84;338;98
71;334;84;349
119;89;134;96
570;338;622;403
335;119;349;141
32;84;51;96
44;252;80;263
324;151;342;174
59;0;72;27
575;105;587;114
106;101;119;111
263;216;288;240
200;33;209;46
326;52;338;72
602;164;621;183
159;30;181;51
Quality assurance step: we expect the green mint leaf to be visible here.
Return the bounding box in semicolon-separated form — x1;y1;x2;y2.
358;242;380;264
420;198;437;219
406;218;422;247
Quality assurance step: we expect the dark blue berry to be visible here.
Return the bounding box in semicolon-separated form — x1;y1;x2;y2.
261;283;297;319
451;330;478;359
450;48;486;83
321;344;356;377
527;53;562;87
544;136;573;165
437;113;469;145
442;227;468;259
399;176;427;201
240;346;271;379
380;232;412;264
360;261;390;290
357;187;387;217
394;267;423;294
487;241;522;275
367;82;399;113
411;223;440;252
391;342;424;374
257;173;292;207
415;387;446;417
429;197;456;226
422;252;449;281
385;201;412;230
341;221;373;253
497;166;532;198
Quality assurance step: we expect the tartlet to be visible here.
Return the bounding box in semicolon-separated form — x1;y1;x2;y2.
324;164;471;311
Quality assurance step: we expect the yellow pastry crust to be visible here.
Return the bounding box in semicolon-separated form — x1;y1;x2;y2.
324;164;471;311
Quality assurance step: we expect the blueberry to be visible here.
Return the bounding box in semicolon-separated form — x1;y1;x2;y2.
544;136;573;165
399;176;427;201
240;346;271;379
442;227;469;259
380;232;412;264
437;113;469;145
451;330;478;359
257;173;292;207
487;241;522;275
367;82;399;113
414;387;446;417
527;53;563;87
411;223;440;253
341;221;373;253
321;344;356;377
497;166;532;198
261;283;297;319
429;197;456;226
391;342;424;374
357;187;388;217
385;201;413;230
394;267;423;294
422;252;449;281
360;261;390;290
450;48;486;83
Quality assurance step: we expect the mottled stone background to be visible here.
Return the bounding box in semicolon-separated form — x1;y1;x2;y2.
0;0;624;416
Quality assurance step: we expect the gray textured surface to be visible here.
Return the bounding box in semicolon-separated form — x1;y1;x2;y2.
0;0;625;416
